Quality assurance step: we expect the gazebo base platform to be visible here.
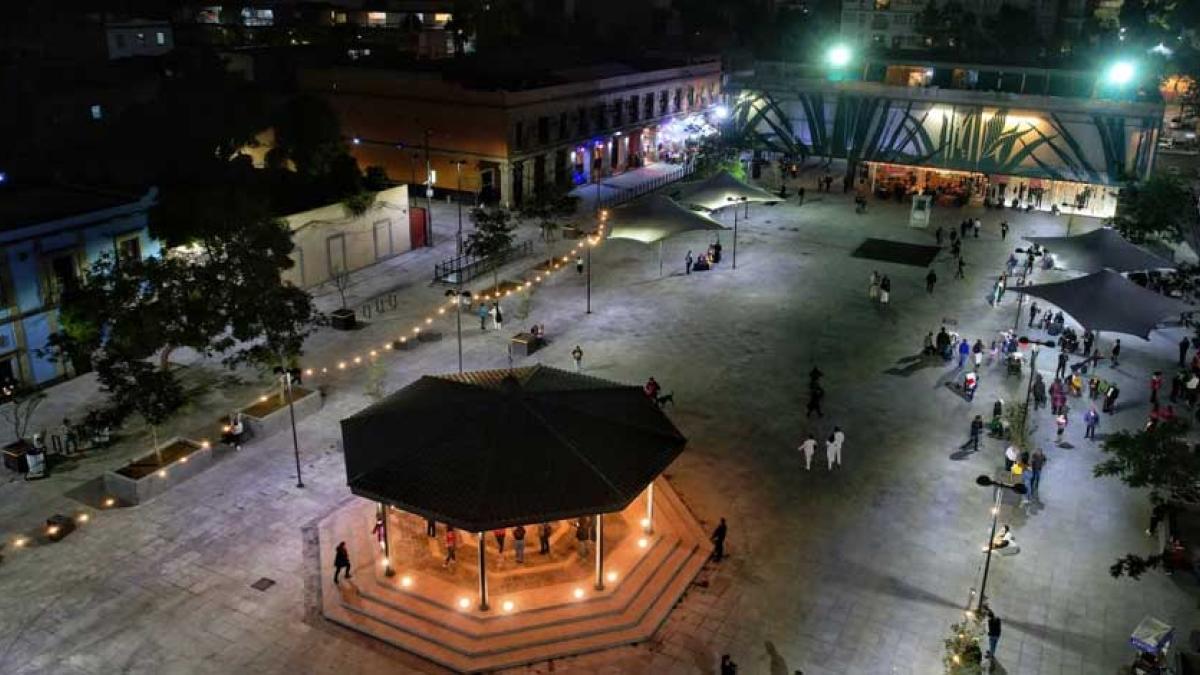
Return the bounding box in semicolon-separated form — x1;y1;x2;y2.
318;477;710;673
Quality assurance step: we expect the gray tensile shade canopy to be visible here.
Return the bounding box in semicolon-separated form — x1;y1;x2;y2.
340;365;687;532
1008;270;1195;339
676;170;781;211
606;195;726;245
1024;228;1174;273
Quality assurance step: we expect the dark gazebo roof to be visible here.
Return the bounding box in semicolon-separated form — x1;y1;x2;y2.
1024;228;1174;273
1009;270;1196;339
340;365;687;532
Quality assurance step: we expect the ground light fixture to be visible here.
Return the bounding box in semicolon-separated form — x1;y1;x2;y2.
1107;60;1135;86
573;587;585;599
457;597;471;610
827;44;852;68
502;600;515;613
400;575;413;588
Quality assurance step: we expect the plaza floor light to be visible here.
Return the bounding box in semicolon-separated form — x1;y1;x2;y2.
973;475;1028;612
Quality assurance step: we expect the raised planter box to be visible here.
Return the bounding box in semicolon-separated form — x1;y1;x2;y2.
240;387;321;440
330;308;357;330
103;437;212;505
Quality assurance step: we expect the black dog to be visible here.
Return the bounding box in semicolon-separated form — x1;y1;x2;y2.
655;392;674;408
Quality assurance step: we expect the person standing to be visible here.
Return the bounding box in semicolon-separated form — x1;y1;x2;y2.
1150;371;1163;405
1055;350;1069;380
493;528;506;555
958;338;971;369
493;302;504;331
798;433;817;470
538;522;552;554
925;268;937;294
969;414;984;452
973;218;982;238
1104;383;1120;413
1084;405;1099;439
935;225;944;246
987;609;1002;658
1180;336;1191;368
1029;448;1046;498
879;276;891;304
806;385;824;418
1028;302;1040;328
513;524;526;563
575;255;584;274
827;426;845;469
1083;331;1095;356
973;339;984;369
1000;221;1009;240
1148;502;1170;537
720;654;738;675
334;542;352;584
868;271;880;300
1111;339;1121;367
444;528;458;567
571;345;584;372
1032;374;1046;409
711;517;727;561
575;519;589;558
955;256;966;279
797;187;805;205
478;303;488;330
685;250;693;274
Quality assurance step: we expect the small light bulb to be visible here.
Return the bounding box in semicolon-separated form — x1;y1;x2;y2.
400;575;413;588
640;518;650;528
425;318;433;324
606;571;618;582
200;440;210;449
180;457;188;464
77;513;89;524
305;368;314;376
354;356;362;364
14;537;27;548
637;538;648;549
502;600;515;612
573;588;585;599
259;395;268;402
321;367;328;374
103;497;116;508
158;470;168;478
338;362;347;370
458;597;471;609
47;525;60;536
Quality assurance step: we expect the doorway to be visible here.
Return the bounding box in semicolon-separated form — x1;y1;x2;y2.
373;219;393;260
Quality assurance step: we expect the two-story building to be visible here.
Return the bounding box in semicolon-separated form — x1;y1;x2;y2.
298;58;722;208
0;185;159;388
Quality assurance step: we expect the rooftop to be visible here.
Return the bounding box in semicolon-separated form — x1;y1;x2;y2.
0;182;148;231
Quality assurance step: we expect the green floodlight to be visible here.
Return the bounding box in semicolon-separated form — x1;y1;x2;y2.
827;44;852;68
1106;60;1135;86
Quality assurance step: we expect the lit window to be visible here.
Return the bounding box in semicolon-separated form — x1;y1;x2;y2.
875;0;891;8
155;31;166;45
136;32;146;45
367;11;387;26
433;13;452;23
90;105;103;120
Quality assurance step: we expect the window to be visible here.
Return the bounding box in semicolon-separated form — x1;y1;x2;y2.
659;90;668;115
537;117;549;144
155;31;166;45
593;104;606;130
687;86;695;108
629;96;639;122
673;88;682;112
514;121;524;149
136;32;146;45
117;234;142;262
558;112;568;140
892;36;903;48
875;0;891;8
367;11;388;26
871;14;889;28
115;33;127;49
45;252;79;304
644;93;654;118
612;101;623;127
577;107;587;135
90;105;103;120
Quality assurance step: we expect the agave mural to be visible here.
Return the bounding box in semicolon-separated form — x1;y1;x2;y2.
731;91;1157;186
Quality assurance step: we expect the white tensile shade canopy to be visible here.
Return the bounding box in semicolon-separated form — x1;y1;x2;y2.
1024;228;1174;273
606;196;727;276
677;170;781;211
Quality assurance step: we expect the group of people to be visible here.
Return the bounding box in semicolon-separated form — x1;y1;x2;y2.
868;270;893;305
684;241;722;273
477;301;505;331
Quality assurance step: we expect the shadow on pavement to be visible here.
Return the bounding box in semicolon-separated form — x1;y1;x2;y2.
764;640;791;675
884;353;944;378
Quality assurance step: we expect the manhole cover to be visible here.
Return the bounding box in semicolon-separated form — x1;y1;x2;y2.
250;577;276;592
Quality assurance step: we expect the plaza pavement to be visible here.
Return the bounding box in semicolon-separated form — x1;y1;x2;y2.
1;171;1198;675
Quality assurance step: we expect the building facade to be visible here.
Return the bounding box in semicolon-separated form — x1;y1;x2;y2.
299;59;722;208
0;187;159;388
727;60;1162;217
838;0;1089;51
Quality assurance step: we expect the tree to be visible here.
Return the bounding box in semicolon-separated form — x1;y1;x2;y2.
464;208;517;290
94;356;184;462
0;387;46;444
518;184;580;254
1094;418;1200;577
1107;175;1197;244
271;94;352;179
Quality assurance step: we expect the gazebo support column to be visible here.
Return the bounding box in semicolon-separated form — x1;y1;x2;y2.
658;241;664;278
477;532;490;611
594;514;605;591
645;483;655;534
381;503;395;577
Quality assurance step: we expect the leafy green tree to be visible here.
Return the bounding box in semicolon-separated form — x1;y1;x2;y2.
465;208;517;290
94;355;184;462
519;184;580;251
1094;418;1200;577
272;94;351;179
1107;174;1196;244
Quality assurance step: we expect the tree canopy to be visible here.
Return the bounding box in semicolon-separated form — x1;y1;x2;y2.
1107;174;1197;244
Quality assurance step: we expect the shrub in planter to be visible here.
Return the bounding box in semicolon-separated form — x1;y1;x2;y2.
944;617;984;674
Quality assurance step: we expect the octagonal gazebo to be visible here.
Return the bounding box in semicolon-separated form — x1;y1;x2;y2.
339;365;688;612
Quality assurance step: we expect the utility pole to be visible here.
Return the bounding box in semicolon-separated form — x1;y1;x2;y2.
424;128;434;247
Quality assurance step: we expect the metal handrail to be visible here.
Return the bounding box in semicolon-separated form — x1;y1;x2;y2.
434;240;534;284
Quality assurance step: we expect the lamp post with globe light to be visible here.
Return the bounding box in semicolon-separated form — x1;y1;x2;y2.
973;475;1028;612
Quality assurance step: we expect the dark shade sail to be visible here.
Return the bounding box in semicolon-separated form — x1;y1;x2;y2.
677;170;781;211
1025;228;1174;273
1009;270;1195;339
340;365;687;532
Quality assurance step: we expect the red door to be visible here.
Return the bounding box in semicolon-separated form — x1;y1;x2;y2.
409;207;427;249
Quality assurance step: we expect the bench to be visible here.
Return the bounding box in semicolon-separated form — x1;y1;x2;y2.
510;332;543;356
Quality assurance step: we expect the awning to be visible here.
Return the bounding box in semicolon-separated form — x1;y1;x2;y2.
1009;270;1194;339
676;170;781;211
606;195;726;245
1025;228;1174;273
340;366;687;532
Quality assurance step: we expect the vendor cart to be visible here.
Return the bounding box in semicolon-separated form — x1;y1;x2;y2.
1130;616;1175;675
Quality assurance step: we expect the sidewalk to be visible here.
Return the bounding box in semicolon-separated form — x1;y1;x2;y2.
570;161;692;213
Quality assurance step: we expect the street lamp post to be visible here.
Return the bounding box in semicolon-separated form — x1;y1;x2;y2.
445;288;471;373
454;160;467;255
727;196;746;269
589;210;606;315
274;366;304;489
424;129;434;247
1021;343;1041;431
973;475;1028;612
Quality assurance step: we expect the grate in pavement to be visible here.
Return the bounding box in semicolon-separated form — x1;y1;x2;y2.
850;238;941;268
250;577;276;592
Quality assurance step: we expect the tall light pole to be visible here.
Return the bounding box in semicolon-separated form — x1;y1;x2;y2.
1021;343;1041;431
424;128;434;247
727;196;746;269
453;159;467;255
589;210;606;314
445;288;471;373
274;366;304;488
973;475;1027;612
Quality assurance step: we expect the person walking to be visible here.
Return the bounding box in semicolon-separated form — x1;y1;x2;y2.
571;345;583;372
1055;410;1068;444
1180;336;1191;367
711;517;727;561
685;250;693;274
968;414;984;452
493;528;506;555
443;528;458;567
806;385;824;418
952;239;962;259
955;256;966;279
973;218;982;238
538;522;552;554
798;433;817;470
1029;447;1046;499
1028;302;1040;328
334;542;352;584
1111;339;1121;367
720;654;738;675
1148;502;1170;537
826;426;845;469
958;338;971;369
1000;221;1009;240
879;276;891;304
868;271;880;300
987;609;1002;658
575;519;589;558
493;302;504;331
1032;374;1046;410
935;225;944;246
1150;371;1163;405
575;255;584;274
513;524;526;563
925;268;937;294
1084;405;1099;439
478;303;488;330
797;187;805;205
1104;383;1120;414
973;339;984;369
1083;331;1095;356
1055;350;1069;380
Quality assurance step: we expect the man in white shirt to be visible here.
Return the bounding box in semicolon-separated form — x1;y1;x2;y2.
827;426;845;469
798;433;817;470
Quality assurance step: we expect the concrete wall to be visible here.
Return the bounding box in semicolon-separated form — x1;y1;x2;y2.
281;185;411;289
